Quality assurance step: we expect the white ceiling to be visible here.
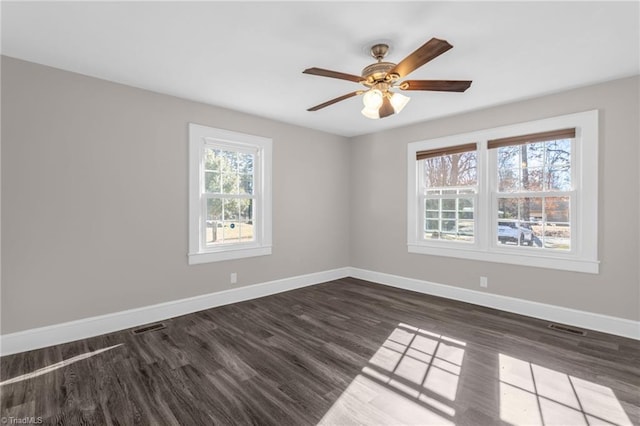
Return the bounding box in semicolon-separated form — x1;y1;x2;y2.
2;1;639;137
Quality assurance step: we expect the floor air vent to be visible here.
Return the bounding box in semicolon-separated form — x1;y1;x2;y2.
548;323;586;336
132;323;166;335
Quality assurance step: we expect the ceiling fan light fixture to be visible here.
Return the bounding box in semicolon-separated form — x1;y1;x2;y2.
362;89;383;109
304;37;471;118
390;92;410;114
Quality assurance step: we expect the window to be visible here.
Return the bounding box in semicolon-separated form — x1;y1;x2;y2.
407;111;598;273
419;143;478;243
491;129;574;251
189;124;272;264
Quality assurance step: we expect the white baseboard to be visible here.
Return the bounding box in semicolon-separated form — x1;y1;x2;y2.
0;267;350;356
348;267;640;341
3;266;638;356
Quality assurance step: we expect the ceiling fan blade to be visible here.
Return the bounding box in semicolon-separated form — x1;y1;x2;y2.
303;67;363;83
388;38;453;78
400;80;472;92
379;97;395;118
307;91;362;111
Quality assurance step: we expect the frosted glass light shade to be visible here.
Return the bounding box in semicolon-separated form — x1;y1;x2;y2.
390;92;410;113
361;106;380;119
362;89;383;109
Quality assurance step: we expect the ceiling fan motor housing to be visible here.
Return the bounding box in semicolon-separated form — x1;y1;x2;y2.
361;62;396;83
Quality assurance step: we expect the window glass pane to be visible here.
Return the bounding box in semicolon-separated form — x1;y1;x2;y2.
239;199;253;222
524;197;542;222
238;152;254;174
205;221;221;245
441;220;456;232
239;222;254;242
522;167;543;191
522;142;544;168
223;221;240;241
425;198;439;211
425;220;439;232
219;220;254;244
239;174;253;195
223;199;239;220
425;210;439;219
423;197;474;242
204;148;219;171
497;197;538;247
498;198;519;219
546;168;571;191
206;198;223;245
542;195;571;250
498;139;571;193
222;173;238;194
423;150;477;188
544;223;571;250
497;196;570;250
497;219;535;247
442;199;456;211
545;139;571;169
207;198;223;221
220;150;237;172
205;171;219;193
498;168;519;192
497;145;520;170
545;197;570;223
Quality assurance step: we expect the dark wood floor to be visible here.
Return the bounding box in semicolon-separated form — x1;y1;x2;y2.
1;277;639;425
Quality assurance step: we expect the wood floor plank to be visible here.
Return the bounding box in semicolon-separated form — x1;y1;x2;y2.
1;277;638;425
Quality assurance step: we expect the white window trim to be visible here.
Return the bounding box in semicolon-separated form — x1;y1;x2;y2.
188;123;272;265
407;110;599;274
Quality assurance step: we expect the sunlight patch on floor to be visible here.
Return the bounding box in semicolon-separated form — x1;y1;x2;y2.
319;323;465;425
499;353;632;426
1;344;122;386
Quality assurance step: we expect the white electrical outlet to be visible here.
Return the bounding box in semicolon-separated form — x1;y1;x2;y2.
230;272;237;284
480;276;488;288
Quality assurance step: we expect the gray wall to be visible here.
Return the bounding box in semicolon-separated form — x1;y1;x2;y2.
350;76;640;321
2;56;638;335
1;57;351;334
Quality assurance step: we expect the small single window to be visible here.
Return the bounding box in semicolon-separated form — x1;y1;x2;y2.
188;124;272;264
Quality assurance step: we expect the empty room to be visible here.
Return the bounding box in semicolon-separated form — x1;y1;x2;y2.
1;2;639;425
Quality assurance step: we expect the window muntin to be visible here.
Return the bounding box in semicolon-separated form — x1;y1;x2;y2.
493;138;573;251
419;147;477;243
189;124;272;264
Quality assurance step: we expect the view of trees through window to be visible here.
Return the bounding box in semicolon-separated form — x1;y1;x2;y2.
496;139;572;250
203;147;255;245
421;138;572;250
422;150;477;242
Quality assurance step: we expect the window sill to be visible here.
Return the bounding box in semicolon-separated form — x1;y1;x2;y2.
407;244;599;274
188;245;272;265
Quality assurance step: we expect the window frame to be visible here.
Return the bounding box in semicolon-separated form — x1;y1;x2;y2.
407;110;599;273
188;123;272;265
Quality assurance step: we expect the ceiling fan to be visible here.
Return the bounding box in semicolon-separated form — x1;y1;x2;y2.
303;37;472;119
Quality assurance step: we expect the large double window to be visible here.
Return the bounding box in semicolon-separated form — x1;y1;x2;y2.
189;124;272;264
407;111;598;273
